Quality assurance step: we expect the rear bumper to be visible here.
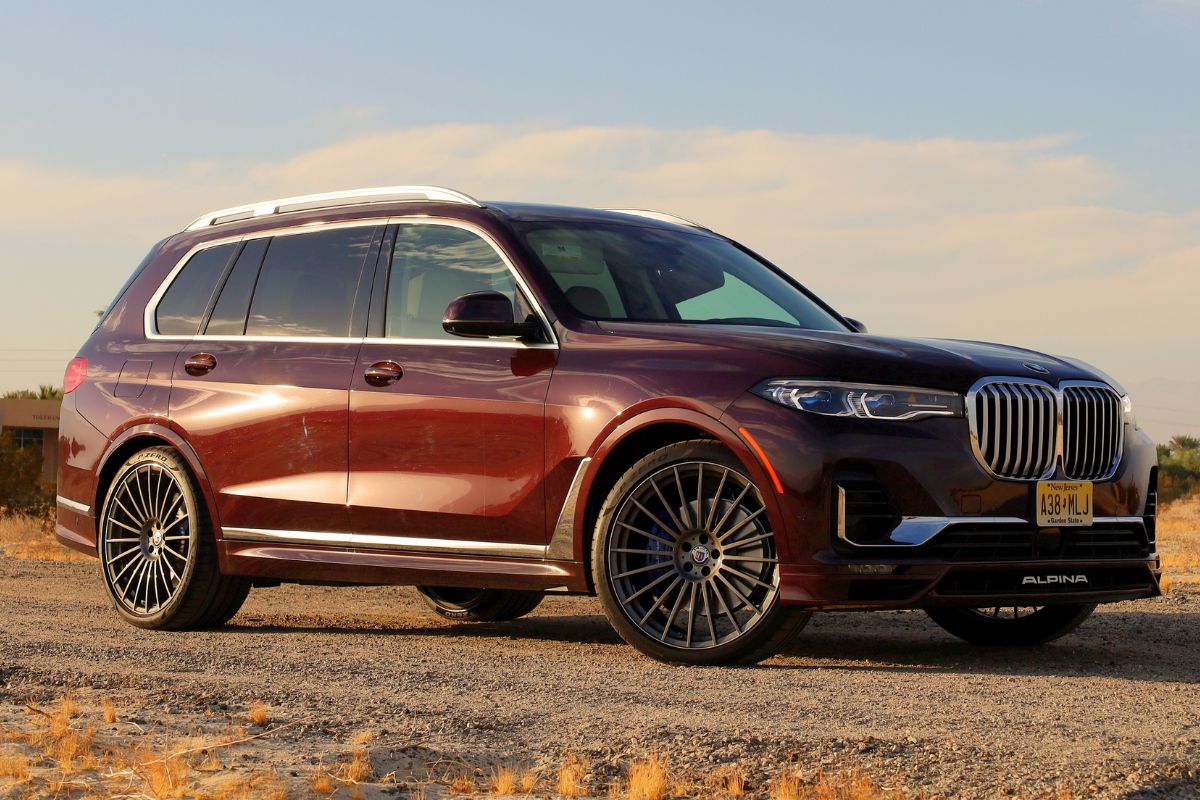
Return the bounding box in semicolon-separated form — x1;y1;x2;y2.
779;554;1161;610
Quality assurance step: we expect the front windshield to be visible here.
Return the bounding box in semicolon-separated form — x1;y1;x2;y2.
513;220;848;331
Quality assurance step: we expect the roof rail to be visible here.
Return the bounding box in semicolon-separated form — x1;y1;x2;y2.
185;186;482;231
606;208;707;230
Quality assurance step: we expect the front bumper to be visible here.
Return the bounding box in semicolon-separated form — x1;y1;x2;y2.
722;392;1160;609
780;554;1161;610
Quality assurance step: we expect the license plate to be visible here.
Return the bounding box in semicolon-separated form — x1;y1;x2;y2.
1036;481;1093;527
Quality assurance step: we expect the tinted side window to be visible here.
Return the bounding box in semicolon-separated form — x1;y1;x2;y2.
245;227;375;337
155;243;238;335
385;224;519;340
205;238;269;335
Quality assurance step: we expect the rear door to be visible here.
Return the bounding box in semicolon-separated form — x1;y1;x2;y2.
347;219;557;552
167;222;382;535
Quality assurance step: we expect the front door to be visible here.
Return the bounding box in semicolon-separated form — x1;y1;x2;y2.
348;219;557;552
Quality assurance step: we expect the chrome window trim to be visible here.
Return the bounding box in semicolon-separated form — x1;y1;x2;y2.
56;495;91;515
222;526;548;558
143;216;559;350
965;376;1125;483
381;216;559;348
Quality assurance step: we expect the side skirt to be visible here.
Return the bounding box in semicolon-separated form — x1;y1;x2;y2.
218;540;591;592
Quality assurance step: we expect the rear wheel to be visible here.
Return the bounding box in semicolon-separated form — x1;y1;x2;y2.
97;446;250;630
926;603;1096;645
415;586;544;622
592;440;810;666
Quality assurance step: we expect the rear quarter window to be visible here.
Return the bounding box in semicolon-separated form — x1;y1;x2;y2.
155;243;238;335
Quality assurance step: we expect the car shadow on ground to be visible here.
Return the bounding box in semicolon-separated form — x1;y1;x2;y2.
224;602;1200;682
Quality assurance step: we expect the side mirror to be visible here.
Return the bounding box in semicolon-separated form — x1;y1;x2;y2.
845;317;868;334
442;291;542;340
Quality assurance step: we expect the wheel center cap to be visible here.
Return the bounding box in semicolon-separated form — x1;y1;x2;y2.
150;531;163;547
691;544;711;564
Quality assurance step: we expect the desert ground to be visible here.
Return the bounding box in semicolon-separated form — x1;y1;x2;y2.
1;501;1198;800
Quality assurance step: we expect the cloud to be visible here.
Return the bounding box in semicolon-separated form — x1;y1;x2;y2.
1;123;1197;434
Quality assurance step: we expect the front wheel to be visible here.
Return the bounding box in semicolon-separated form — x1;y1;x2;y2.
592;440;810;666
926;603;1096;646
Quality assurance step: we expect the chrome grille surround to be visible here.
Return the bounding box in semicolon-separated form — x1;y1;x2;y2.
967;377;1124;482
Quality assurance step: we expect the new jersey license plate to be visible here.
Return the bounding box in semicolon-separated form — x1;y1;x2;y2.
1036;481;1093;527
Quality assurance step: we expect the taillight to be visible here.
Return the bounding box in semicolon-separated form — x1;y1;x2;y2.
63;358;88;393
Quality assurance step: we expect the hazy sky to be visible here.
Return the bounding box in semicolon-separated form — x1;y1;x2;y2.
1;1;1196;440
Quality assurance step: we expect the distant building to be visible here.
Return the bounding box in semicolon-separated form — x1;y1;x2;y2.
0;398;60;481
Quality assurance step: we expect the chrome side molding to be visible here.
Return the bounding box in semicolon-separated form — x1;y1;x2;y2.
222;527;549;559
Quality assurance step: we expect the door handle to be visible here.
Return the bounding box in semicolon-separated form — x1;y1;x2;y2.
364;361;403;386
184;353;217;376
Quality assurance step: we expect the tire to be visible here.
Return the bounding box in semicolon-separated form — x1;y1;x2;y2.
926;603;1096;646
97;446;250;630
416;586;544;622
591;440;811;666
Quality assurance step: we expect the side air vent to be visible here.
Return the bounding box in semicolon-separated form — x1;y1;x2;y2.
833;471;900;547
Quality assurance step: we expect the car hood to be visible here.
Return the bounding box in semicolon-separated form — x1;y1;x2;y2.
597;322;1123;393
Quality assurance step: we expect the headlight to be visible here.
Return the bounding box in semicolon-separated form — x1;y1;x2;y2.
1121;394;1137;429
752;379;964;421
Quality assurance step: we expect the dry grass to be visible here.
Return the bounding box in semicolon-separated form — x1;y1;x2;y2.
712;764;747;797
557;751;589;798
450;771;477;794
772;768;803;800
1;691;295;798
0;511;88;561
0;752;32;781
519;766;540;793
1159;495;1200;588
627;752;669;800
246;700;270;727
490;763;518;795
310;766;336;795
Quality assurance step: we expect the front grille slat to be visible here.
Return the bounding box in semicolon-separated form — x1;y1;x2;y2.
1061;384;1123;480
971;379;1122;482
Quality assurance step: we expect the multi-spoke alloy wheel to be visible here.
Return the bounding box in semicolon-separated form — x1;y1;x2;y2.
98;447;250;630
926;603;1096;646
593;441;810;665
102;461;193;616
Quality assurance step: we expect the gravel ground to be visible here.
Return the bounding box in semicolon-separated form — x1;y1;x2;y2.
2;559;1198;799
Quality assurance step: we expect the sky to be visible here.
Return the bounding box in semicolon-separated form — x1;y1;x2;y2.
0;1;1196;441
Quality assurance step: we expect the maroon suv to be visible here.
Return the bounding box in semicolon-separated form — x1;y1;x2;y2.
54;186;1160;665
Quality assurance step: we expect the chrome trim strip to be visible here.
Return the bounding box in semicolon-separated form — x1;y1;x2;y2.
221;527;547;558
360;337;557;350
351;533;545;557
145;217;560;350
223;528;353;546
186;185;481;231
55;495;90;515
546;457;593;560
838;514;1146;549
966;376;1124;483
606;208;707;229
